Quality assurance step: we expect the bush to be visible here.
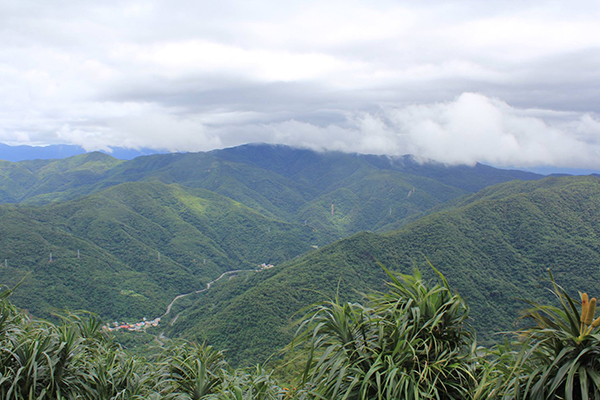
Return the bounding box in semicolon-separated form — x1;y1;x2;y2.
486;270;600;399
291;265;479;399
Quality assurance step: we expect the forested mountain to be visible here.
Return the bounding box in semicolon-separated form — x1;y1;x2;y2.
0;181;325;321
168;175;600;366
0;143;552;364
0;143;542;236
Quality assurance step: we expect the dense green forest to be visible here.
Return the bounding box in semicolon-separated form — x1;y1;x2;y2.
2;145;600;398
0;144;541;237
169;175;600;366
0;181;326;321
0;144;542;323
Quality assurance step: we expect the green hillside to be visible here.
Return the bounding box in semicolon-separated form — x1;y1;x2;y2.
0;152;122;204
0;181;326;321
0;144;543;238
168;175;600;366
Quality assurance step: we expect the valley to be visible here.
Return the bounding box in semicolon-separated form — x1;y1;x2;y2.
3;3;597;396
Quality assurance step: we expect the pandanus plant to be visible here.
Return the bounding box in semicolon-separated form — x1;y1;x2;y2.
0;283;289;399
207;365;286;400
488;270;600;400
291;265;479;400
0;284;158;399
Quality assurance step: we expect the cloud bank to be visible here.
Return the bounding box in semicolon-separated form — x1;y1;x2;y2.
228;93;600;168
10;93;597;169
1;1;600;168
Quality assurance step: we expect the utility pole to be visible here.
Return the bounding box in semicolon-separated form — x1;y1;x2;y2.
158;252;161;261
77;249;80;259
49;253;53;262
331;202;335;216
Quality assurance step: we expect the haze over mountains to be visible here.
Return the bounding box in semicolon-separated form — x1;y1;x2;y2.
0;143;165;162
2;143;598;367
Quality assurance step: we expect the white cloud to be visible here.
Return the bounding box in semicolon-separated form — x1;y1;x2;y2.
232;93;600;169
387;93;600;167
1;0;600;169
2;86;599;168
115;40;353;82
53;103;223;152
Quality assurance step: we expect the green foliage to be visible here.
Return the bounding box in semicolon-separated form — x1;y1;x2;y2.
0;285;285;399
0;144;540;234
0;152;122;204
159;341;227;398
0;283;152;399
207;365;285;400
484;271;600;399
0;144;545;328
0;181;326;321
291;267;478;399
5;257;600;399
0;143;576;370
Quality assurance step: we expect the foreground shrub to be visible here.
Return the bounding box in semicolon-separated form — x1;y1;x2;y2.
292;266;479;400
0;284;158;399
485;270;600;400
6;265;600;400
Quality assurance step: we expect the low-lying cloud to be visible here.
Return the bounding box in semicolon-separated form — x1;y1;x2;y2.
5;92;598;169
256;93;600;168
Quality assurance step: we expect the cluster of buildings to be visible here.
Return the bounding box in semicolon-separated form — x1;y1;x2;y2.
102;317;161;332
257;263;274;270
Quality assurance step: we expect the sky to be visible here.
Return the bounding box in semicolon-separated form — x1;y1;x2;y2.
1;0;600;169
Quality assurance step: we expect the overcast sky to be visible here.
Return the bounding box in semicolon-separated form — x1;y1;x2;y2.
1;0;600;168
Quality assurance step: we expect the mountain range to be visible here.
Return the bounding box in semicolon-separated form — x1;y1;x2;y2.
0;143;165;162
4;143;596;367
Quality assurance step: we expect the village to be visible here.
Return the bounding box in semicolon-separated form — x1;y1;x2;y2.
104;317;161;332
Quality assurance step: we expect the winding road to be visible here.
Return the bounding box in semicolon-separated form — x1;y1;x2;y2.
106;264;273;337
162;268;259;318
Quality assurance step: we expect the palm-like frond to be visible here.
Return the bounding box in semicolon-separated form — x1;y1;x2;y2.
0;284;159;399
491;271;600;400
292;267;479;400
0;283;294;399
156;341;228;399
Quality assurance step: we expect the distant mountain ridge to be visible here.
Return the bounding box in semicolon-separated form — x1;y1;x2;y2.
213;143;541;192
0;144;544;238
0;143;166;162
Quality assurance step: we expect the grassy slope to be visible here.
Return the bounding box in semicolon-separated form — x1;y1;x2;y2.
169;175;600;367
